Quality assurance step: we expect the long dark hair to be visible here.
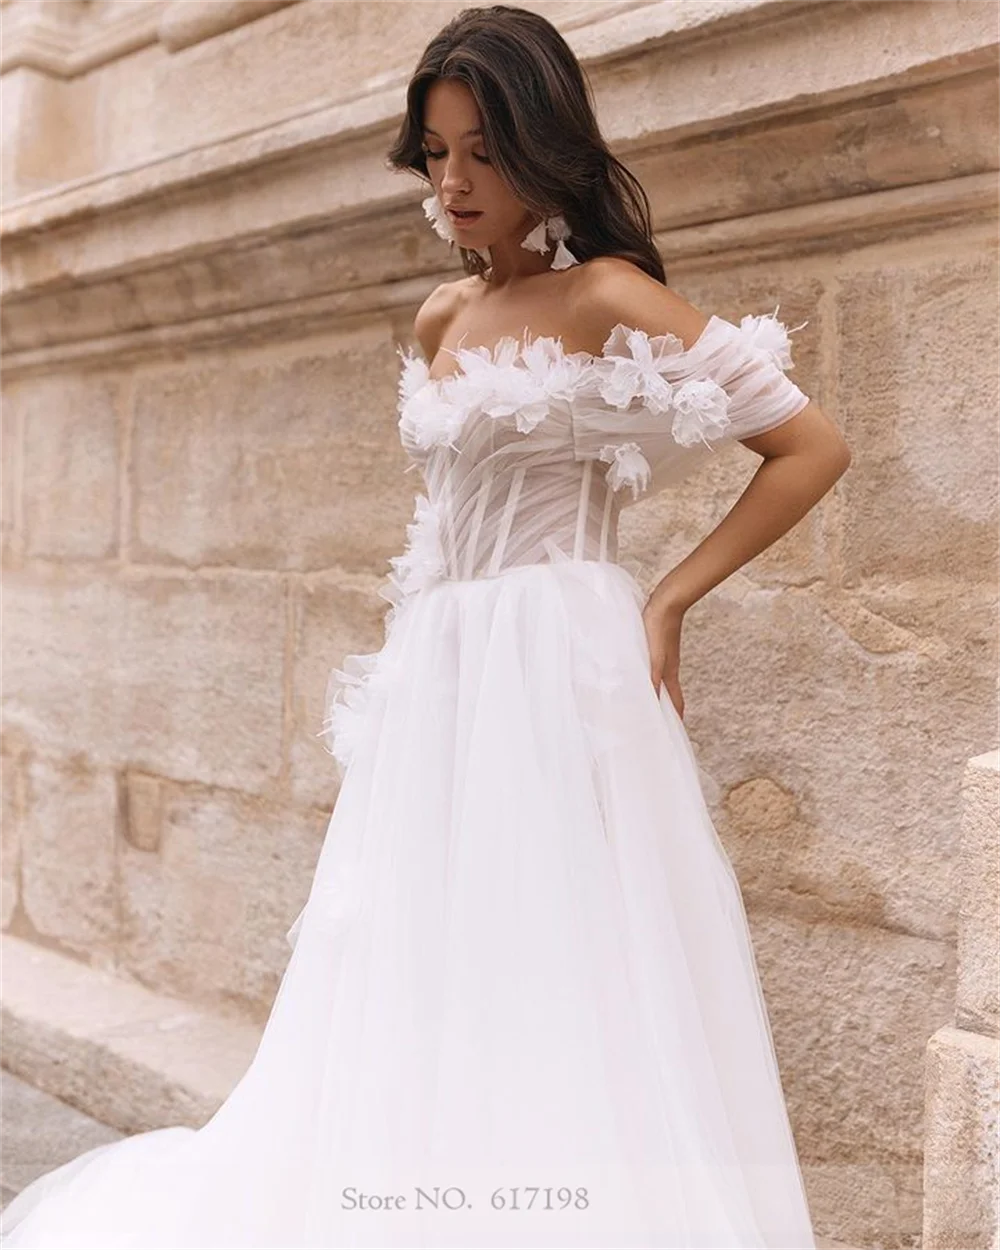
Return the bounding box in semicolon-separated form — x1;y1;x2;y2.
386;5;666;285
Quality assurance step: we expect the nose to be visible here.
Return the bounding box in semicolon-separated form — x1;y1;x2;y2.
440;155;473;197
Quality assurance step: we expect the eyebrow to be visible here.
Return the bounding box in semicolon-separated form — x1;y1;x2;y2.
422;126;482;139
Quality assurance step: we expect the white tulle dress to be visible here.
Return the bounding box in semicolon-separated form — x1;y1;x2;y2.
1;309;818;1249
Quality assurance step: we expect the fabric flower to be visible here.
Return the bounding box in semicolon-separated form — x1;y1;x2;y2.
443;332;580;434
396;345;431;403
520;334;589;404
670;378;732;448
738;304;808;371
318;651;381;769
422;192;454;243
316;493;446;774
471;350;550;431
398;384;467;453
595;325;676;413
383;493;447;600
597;441;652;500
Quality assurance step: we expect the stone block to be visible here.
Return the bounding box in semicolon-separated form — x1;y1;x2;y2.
0;934;260;1133
1;371;22;567
123;770;165;854
630;71;998;230
20;752;119;960
837;254;999;586
691;582;994;942
19;371;121;561
1;1068;123;1207
158;0;299;53
750;911;953;1247
0;734;26;929
958;750;1000;1037
130;326;411;572
119;781;326;1021
0;54;99;199
3;566;285;794
924;1025;1000;1249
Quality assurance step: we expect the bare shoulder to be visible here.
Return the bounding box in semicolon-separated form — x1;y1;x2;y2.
413;276;478;360
568;255;711;353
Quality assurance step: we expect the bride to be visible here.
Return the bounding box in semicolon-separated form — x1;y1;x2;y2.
1;5;850;1248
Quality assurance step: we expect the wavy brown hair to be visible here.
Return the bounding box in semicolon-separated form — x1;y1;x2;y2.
386;5;666;285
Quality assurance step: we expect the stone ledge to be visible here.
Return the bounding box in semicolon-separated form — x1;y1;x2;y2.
0;2;163;79
3;175;994;377
0;0;303;78
158;0;300;55
3;0;994;239
0;934;260;1135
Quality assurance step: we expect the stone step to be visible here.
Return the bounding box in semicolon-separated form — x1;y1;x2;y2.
0;1068;123;1210
1;933;260;1134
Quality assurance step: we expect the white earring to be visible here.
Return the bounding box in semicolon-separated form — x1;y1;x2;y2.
422;192;455;243
422;191;492;266
520;213;579;270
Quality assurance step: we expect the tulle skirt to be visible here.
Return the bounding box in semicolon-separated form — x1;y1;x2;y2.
1;557;816;1249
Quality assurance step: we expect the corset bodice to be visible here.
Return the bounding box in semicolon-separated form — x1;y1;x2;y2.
384;310;811;611
412;397;625;580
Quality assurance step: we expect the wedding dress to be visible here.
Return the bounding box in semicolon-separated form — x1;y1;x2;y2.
0;309;818;1249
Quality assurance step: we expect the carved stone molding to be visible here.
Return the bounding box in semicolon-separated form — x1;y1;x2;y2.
0;0;158;78
3;172;996;376
158;0;302;54
0;0;302;77
1;0;997;373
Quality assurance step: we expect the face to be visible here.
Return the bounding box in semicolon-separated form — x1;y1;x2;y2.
420;78;532;249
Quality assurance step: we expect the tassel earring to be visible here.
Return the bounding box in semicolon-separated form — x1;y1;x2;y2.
422;192;455;243
422;191;492;266
520;213;579;270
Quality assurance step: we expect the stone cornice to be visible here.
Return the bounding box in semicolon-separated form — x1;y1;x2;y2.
3;0;994;249
0;0;301;77
3;174;994;376
0;0;818;82
1;0;996;371
158;1;301;54
2;2;159;78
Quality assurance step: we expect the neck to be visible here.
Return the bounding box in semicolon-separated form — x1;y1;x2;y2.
478;216;552;289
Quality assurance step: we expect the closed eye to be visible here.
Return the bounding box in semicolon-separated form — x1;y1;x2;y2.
422;148;491;164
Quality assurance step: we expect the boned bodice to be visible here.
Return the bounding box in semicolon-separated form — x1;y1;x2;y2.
385;309;811;608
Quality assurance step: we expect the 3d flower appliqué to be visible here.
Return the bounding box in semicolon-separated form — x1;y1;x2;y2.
396;344;477;454
598;441;652;500
670;378;732;448
738;304;809;371
596;325;678;413
397;345;430;404
383;493;447;602
316;492;446;776
398;383;467;453
441;331;584;435
318;651;380;771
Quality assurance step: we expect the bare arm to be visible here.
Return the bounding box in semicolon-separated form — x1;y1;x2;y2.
577;256;851;613
648;399;850;617
576;258;852;714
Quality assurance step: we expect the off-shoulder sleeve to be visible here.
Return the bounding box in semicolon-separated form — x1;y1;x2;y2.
570;308;812;500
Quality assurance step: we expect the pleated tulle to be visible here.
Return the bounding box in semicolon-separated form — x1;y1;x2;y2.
1;559;815;1249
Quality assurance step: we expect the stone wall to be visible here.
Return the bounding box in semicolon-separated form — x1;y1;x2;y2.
923;750;999;1249
2;1;998;1245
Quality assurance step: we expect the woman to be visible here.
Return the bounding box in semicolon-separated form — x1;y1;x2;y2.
1;6;850;1248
